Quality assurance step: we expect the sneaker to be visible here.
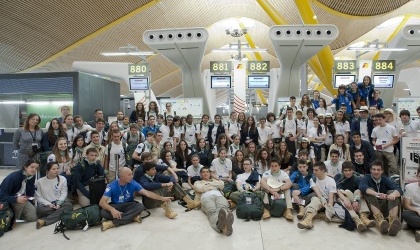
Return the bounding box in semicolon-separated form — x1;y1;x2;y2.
415;230;420;242
223;212;234;236
217;209;227;232
132;215;142;223
36;219;46;229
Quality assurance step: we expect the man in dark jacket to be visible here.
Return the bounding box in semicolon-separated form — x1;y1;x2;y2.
73;148;105;207
139;162;199;217
0;159;39;222
349;131;375;164
359;160;403;236
350;106;374;144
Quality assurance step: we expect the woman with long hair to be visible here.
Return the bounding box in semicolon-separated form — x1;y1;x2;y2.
47;137;73;175
334;110;351;144
13;113;43;168
277;141;294;172
106;121;122;142
237;112;247;128
173;116;183;142
323;113;336;156
34;162;73;229
41;118;67;152
244;142;257;164
308;117;326;161
160;115;179;146
315;98;333;117
232;150;245;180
240;116;259;147
212;133;231;159
229;134;242;157
358;75;375;106
299;94;314;116
328;134;351;162
255;148;270;175
264;138;277;159
196;138;212;167
146;101;159;120
71;135;86;167
174;140;192;170
64;114;74;144
129;101;146;123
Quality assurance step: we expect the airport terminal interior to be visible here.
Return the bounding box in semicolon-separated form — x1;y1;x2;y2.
1;0;420;249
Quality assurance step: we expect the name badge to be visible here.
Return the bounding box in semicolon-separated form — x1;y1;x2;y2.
382;141;386;143
118;196;124;202
32;143;38;147
189;134;193;137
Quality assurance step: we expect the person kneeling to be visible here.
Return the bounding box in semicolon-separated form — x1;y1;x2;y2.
35;162;73;229
139;162;200;219
359;160;403;236
194;168;234;236
99;167;172;231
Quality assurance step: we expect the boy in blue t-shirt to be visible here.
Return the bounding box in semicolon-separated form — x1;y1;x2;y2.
99;167;172;231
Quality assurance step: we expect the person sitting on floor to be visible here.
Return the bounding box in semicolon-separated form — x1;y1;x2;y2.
139;162;200;218
73;148;106;207
334;161;375;232
193;167;234;236
0;159;39;222
34;162;73;229
359;160;403;236
297;161;337;230
260;159;294;221
402;167;420;242
289;159;315;220
99;167;173;231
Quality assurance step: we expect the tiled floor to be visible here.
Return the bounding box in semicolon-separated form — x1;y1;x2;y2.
0;169;418;250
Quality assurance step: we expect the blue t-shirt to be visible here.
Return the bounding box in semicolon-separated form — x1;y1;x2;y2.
103;179;143;204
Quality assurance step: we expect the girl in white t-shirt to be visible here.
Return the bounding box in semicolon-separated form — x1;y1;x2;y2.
187;155;204;189
245;142;257;164
159;116;179;146
308;117;326;161
255;148;270;175
212;133;231;159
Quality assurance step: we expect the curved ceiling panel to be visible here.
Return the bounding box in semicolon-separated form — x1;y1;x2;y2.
317;0;410;16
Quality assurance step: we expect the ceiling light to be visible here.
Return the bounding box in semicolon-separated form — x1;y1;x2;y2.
212;48;268;53
347;47;377;51
26;101;50;105
101;51;155;56
0;101;25;104
378;48;407;51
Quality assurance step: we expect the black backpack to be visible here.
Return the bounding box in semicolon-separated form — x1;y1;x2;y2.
0;202;14;237
236;192;264;221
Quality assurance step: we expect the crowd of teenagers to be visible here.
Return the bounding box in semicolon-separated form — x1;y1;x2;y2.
1;76;420;241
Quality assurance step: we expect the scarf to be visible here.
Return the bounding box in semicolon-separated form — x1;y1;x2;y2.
145;173;155;182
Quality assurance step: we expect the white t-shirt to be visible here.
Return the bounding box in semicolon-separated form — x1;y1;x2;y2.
258;126;273;145
199;124;210;140
182;124;199;146
280;118;298;137
388;120;404;133
268;120;281;139
404;182;420;209
212;145;232;157
308;126;326;145
236;172;261;189
324;160;344;177
211;123;221;143
85;130;107;145
187;164;203;177
403;120;420;134
334;121;350;136
160;125;178;144
262;170;289;183
210;158;232;178
105;142;127;171
309;176;337;200
47;150;73;174
255;161;269;175
359;120;369;141
225;121;240;137
371;124;398;153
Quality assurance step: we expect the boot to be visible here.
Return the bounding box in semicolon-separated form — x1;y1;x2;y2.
132;215;142;223
374;213;389;234
313;212;327;221
183;195;200;210
353;216;367;232
297;206;305;220
262;208;270;220
415;230;420;242
283;208;294;221
161;202;177;219
228;200;236;210
360;212;376;227
101;221;115;231
36;219;46;229
194;193;201;208
297;212;315;229
223;211;234;236
388;215;402;236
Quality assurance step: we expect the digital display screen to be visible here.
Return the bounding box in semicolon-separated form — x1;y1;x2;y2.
373;74;394;88
248;75;270;88
211;76;231;89
334;74;356;88
129;77;149;91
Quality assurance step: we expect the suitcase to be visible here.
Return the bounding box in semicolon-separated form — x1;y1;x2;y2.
88;177;107;205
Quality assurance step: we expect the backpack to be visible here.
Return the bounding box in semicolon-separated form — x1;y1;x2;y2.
0;202;15;237
236;192;264;221
268;194;287;217
54;204;101;240
108;142;132;167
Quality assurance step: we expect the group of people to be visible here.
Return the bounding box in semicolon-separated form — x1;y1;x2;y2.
1;76;420;241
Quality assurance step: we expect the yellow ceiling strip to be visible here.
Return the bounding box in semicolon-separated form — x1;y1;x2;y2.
307;74;315;84
256;0;328;93
373;15;411;60
294;0;336;95
21;0;160;72
239;22;263;61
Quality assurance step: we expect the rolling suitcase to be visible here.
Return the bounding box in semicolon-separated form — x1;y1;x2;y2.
88;177;107;205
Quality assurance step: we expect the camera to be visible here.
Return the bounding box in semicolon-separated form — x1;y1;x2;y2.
32;145;40;154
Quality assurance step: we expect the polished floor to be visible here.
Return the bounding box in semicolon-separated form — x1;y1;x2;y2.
0;169;418;250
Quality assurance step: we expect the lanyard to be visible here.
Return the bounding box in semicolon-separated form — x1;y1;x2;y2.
29;130;37;142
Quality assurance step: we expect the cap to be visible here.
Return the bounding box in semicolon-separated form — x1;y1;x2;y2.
296;109;303;114
301;137;310;143
325;113;333;117
166;115;174;120
384;108;394;115
267;178;284;189
317;113;325;118
359;106;369;112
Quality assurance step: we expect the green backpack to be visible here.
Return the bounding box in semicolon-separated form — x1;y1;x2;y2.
54;204;101;240
236;192;264;221
269;195;287;217
0;202;15;237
